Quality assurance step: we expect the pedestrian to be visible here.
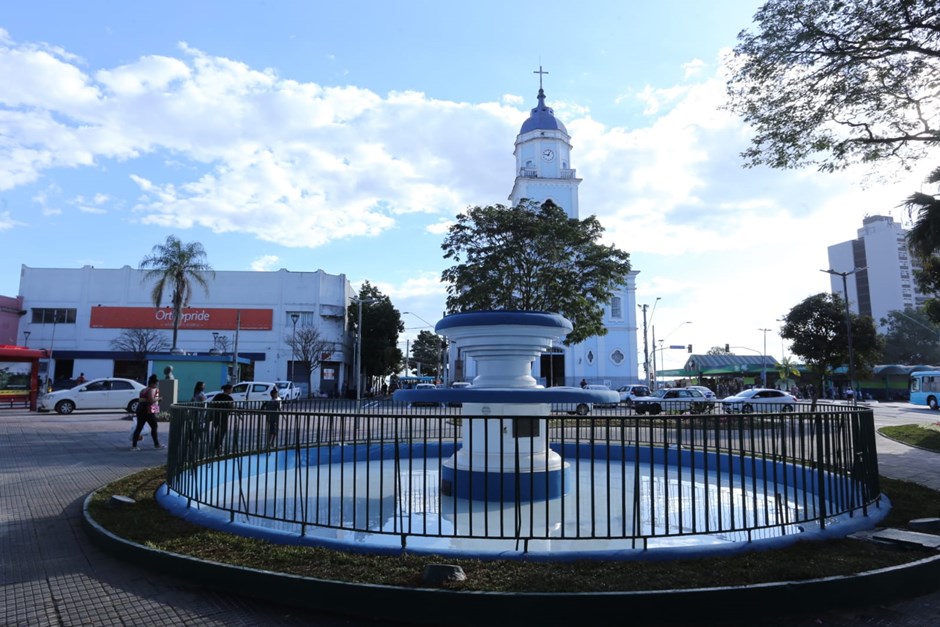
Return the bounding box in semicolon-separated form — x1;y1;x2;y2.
76;373;86;384
262;387;281;448
210;383;235;454
191;381;207;403
131;374;163;450
580;378;587;389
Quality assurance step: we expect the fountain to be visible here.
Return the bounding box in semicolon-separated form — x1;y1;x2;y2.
157;310;887;560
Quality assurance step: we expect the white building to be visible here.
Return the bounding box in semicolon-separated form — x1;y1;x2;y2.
827;215;927;328
457;80;641;388
16;265;354;395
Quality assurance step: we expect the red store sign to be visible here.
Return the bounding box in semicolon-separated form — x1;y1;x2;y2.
90;307;273;330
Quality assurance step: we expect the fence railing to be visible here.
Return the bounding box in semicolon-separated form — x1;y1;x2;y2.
164;401;881;551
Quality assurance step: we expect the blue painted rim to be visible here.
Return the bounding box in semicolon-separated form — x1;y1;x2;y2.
394;387;619;403
435;311;572;333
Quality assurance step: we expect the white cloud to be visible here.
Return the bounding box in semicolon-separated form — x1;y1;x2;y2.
0;211;23;230
250;255;280;271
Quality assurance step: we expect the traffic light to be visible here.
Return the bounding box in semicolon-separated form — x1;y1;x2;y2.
687;344;692;353
725;343;730;353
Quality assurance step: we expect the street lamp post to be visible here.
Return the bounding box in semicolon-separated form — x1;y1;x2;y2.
353;298;377;402
758;327;771;387
23;330;30;348
821;268;865;406
290;313;300;384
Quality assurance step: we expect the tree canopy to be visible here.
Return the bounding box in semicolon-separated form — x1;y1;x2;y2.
139;235;214;351
879;308;940;364
408;330;446;378
441;200;632;345
350;282;404;386
780;293;882;396
727;0;940;173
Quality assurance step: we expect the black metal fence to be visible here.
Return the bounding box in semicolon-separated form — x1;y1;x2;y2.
164;399;881;552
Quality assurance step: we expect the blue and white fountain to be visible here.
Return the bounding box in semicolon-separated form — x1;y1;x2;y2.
394;311;618;501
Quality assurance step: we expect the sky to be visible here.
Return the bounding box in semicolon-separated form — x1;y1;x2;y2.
1;1;935;374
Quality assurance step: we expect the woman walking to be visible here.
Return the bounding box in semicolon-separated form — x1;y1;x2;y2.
132;374;164;450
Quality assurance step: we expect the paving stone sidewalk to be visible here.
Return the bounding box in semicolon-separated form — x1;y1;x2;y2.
1;407;938;626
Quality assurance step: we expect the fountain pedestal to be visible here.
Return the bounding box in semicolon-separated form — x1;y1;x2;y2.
434;312;575;501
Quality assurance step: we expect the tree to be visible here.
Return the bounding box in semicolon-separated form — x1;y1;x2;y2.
139;236;214;352
776;356;801;390
780;293;882;401
286;325;333;398
726;0;940;173
110;328;171;382
706;345;732;355
349;282;404;392
441;200;632;345
879;308;940;364
902;170;940;323
409;330;446;378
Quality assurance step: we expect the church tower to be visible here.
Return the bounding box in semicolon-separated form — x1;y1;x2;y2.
506;69;639;390
508;69;581;218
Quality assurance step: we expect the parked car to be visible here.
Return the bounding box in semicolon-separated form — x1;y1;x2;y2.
585;384;618;408
721;388;797;413
38;377;146;415
550;387;593;416
632;388;714;415
686;385;716;400
617;384;652;406
447;381;471;407
206;381;278;403
410;382;444;408
275;380;302;401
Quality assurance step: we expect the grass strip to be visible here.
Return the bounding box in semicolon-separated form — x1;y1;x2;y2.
880;423;940;453
88;468;939;593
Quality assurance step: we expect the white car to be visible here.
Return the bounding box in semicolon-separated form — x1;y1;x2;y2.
687;385;716;400
206;381;278;402
275;381;302;401
617;384;651;406
38;377;146;415
410;382;444;408
722;388;797;413
633;388;714;415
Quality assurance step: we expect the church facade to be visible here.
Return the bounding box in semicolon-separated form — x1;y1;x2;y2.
503;81;640;388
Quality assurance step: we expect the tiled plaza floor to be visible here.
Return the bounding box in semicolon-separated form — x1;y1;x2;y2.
1;405;937;626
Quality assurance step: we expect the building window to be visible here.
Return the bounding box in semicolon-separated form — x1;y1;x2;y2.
286;311;316;327
610;349;625;365
586;350;595;364
32;308;76;324
610;297;622;319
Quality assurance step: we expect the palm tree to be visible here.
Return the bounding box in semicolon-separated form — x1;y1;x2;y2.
776;356;800;391
904;166;940;260
140;236;214;352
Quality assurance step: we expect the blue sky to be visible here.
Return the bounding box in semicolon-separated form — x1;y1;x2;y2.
1;1;933;372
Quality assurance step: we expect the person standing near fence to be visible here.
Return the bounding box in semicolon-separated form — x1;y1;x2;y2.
263;387;281;449
131;374;163;451
210;383;235;454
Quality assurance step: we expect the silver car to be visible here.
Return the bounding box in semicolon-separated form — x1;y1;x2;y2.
632;388;714;415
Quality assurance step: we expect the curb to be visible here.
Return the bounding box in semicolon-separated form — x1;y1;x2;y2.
82;492;940;626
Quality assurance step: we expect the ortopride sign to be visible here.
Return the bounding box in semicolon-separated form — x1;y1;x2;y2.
90;307;273;330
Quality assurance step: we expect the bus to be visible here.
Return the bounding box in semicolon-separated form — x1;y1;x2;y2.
909;371;940;409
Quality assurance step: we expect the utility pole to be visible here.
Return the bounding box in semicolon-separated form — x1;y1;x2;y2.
821;268;865;406
758;327;771;387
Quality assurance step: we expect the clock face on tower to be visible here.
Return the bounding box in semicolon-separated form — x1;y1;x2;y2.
542;148;555;161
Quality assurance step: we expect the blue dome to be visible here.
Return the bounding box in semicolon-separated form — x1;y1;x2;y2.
520;88;567;134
